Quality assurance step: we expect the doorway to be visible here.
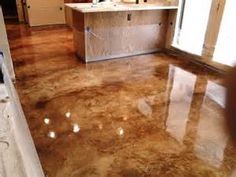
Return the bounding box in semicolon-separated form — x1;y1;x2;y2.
0;0;18;20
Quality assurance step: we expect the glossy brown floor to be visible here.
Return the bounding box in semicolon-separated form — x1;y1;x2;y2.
6;23;236;177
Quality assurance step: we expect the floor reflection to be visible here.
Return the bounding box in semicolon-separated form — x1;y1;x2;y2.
164;65;232;171
166;65;197;144
165;65;229;168
137;98;153;118
72;123;80;133
194;81;228;168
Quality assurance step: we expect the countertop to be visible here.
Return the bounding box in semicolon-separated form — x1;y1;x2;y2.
65;2;178;13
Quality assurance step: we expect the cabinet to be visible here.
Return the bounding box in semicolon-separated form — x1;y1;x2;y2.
25;0;65;26
72;9;169;62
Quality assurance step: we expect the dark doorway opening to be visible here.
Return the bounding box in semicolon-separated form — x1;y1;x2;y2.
0;0;18;20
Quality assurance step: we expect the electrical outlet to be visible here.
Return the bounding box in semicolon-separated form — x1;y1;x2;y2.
86;26;91;32
127;14;132;21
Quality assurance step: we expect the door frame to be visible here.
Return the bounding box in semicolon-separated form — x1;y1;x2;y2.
170;0;228;72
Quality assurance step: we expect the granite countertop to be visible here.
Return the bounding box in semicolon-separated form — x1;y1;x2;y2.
65;2;178;13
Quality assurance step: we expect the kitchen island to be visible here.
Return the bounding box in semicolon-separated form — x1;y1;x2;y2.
65;2;178;62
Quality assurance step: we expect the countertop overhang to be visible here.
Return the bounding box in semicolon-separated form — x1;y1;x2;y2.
65;3;178;13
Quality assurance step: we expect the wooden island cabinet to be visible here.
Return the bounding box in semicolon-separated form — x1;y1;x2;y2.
66;2;178;62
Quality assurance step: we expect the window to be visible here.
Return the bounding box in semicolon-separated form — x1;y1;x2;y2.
213;0;236;66
173;0;212;55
